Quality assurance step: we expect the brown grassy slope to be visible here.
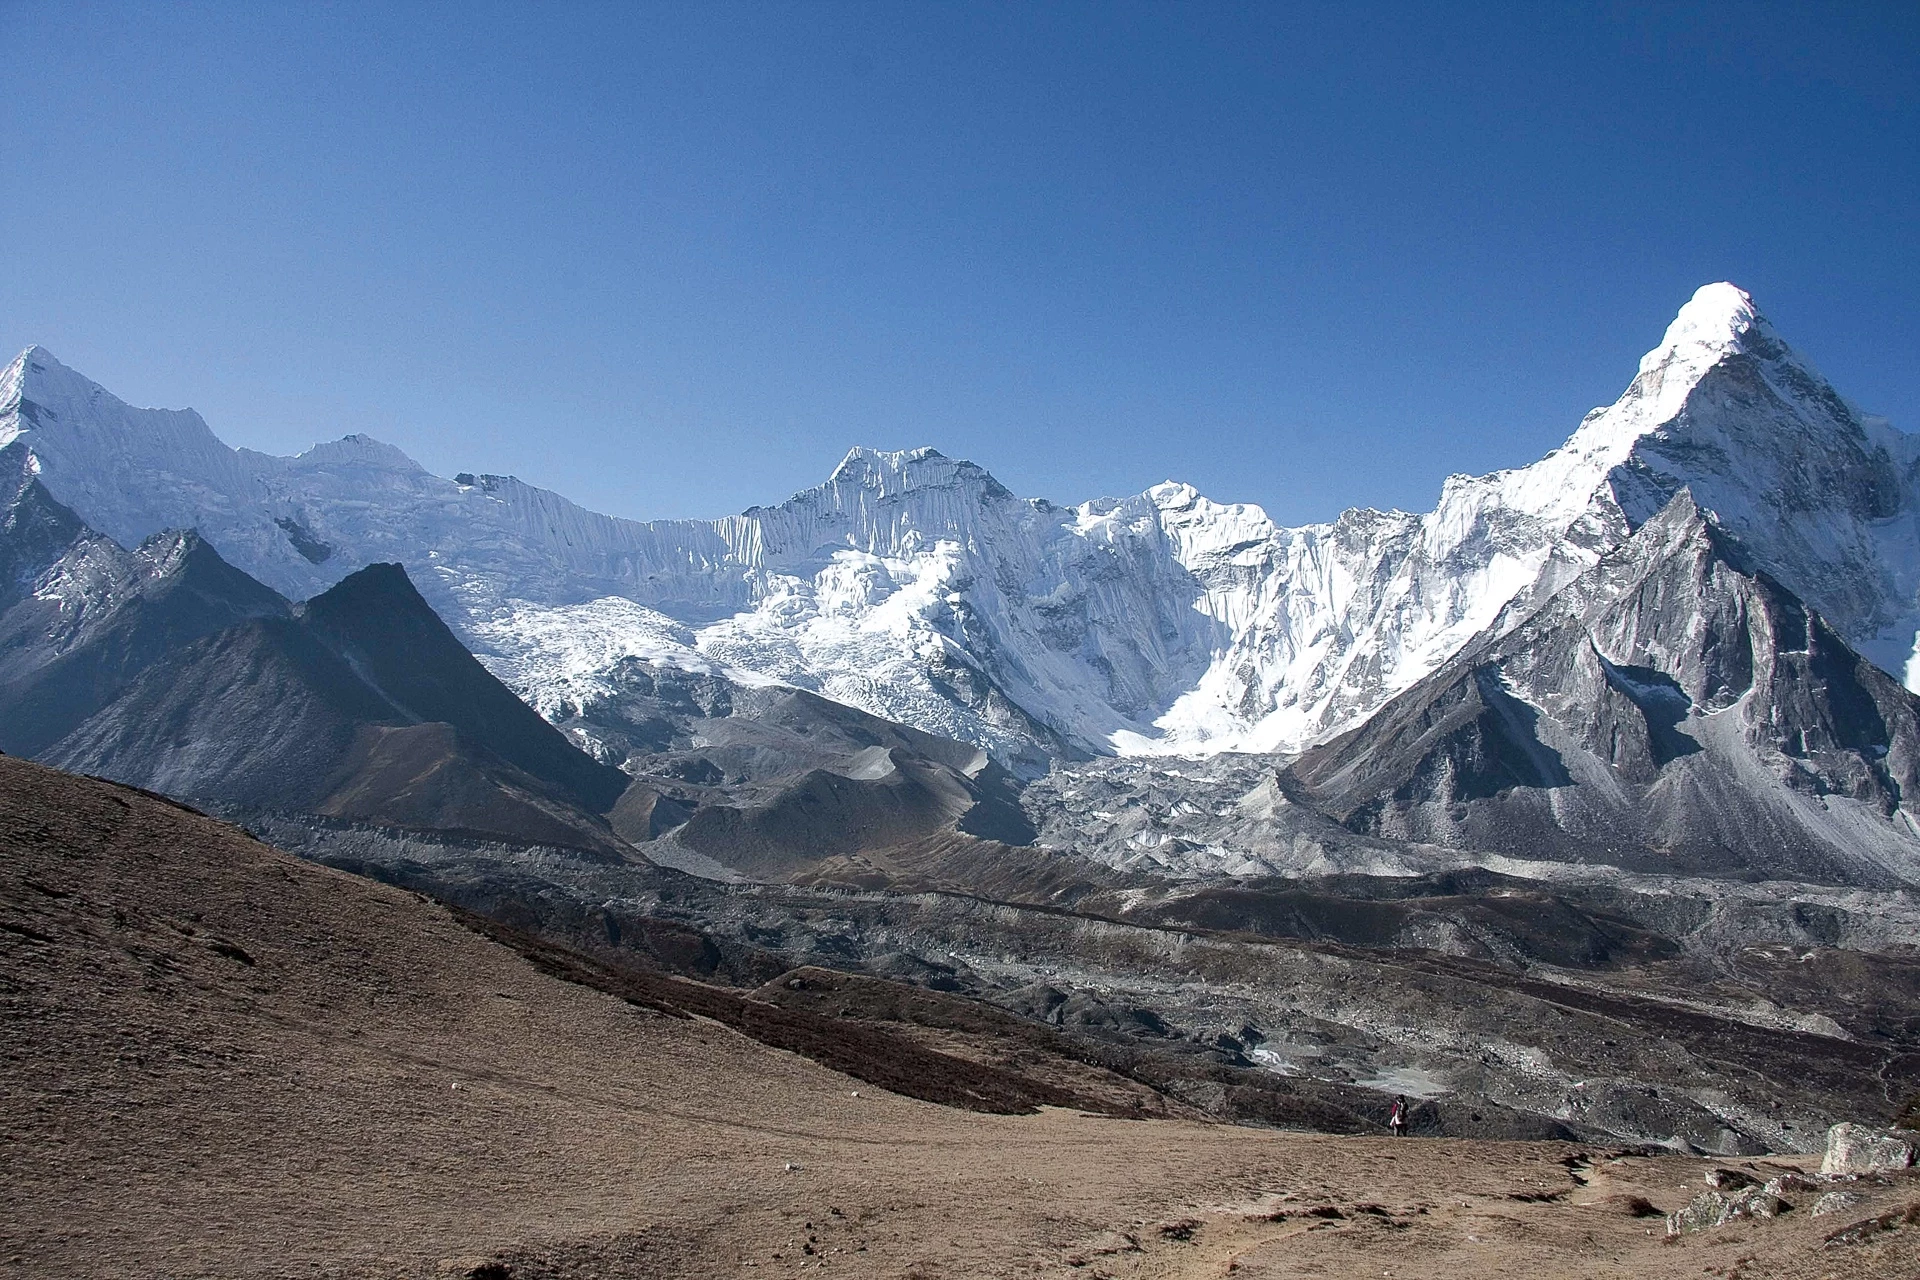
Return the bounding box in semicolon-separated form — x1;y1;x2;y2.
4;752;1920;1280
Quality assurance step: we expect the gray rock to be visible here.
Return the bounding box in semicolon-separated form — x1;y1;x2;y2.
1820;1123;1919;1176
1762;1172;1821;1197
1666;1186;1786;1235
1812;1190;1866;1217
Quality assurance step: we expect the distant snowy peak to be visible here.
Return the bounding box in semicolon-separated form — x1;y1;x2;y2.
1;347;254;555
1663;279;1760;343
1592;281;1895;527
744;445;1035;573
285;433;425;473
819;445;1015;501
2;282;1913;767
1444;283;1768;533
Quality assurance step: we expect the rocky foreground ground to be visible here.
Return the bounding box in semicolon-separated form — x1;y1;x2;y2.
4;753;1918;1280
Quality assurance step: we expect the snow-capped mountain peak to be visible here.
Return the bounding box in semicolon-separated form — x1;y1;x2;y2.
1652;281;1761;361
2;283;1912;767
823;445;981;492
759;444;1026;566
1464;283;1772;532
287;433;425;473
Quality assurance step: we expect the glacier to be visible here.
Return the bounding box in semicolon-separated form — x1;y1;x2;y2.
4;282;1915;767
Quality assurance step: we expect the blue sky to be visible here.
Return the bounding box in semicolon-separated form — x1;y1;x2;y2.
2;2;1915;523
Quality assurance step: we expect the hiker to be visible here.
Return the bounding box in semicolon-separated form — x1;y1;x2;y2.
1388;1095;1408;1137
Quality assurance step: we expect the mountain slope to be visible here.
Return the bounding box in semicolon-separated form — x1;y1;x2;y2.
0;447;1067;872
1282;492;1920;885
293;562;628;814
0;450;636;849
0;754;1214;1276
0;441;290;755
41;562;634;854
547;653;1040;877
3;284;1912;766
24;753;1908;1280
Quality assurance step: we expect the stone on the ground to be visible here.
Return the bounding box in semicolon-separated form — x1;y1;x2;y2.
1665;1186;1786;1235
1762;1172;1821;1196
1820;1123;1919;1176
1812;1190;1866;1217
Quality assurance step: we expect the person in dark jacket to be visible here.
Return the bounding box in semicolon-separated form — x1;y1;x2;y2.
1388;1095;1408;1137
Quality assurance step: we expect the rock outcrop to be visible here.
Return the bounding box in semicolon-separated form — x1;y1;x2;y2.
1667;1185;1789;1235
1822;1122;1920;1176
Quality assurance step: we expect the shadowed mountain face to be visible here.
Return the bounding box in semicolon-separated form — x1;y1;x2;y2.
0;439;86;609
561;661;1038;878
0;453;634;853
291;562;629;815
0;442;289;756
1283;492;1920;884
40;564;634;856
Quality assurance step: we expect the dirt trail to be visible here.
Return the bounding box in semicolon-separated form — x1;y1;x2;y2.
4;755;1918;1279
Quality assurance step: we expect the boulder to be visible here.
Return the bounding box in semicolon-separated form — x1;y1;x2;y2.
1666;1186;1786;1235
1762;1172;1821;1197
1820;1123;1919;1176
1812;1190;1866;1218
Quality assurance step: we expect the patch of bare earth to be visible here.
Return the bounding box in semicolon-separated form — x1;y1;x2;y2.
3;755;1915;1278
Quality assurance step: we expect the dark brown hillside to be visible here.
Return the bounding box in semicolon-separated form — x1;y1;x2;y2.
0;752;1180;1275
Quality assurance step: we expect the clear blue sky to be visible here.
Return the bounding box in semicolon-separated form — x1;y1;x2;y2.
2;2;1915;524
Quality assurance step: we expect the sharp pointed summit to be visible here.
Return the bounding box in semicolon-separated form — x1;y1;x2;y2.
1657;281;1763;354
1284;483;1920;886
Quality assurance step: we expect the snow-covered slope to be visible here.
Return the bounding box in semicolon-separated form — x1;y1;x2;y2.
4;283;1913;765
1136;283;1920;753
1283;491;1920;887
